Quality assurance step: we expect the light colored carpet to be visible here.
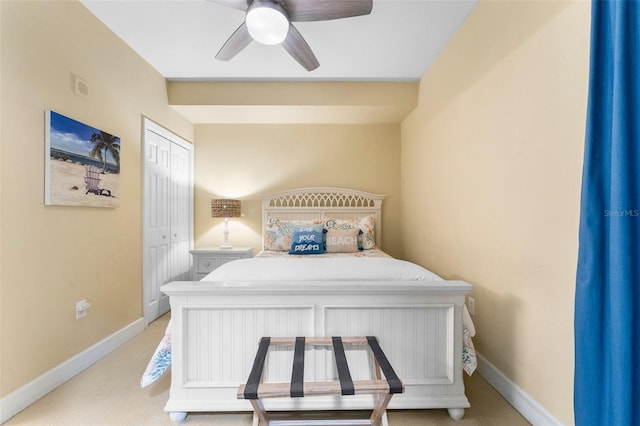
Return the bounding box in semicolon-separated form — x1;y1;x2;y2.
5;314;530;425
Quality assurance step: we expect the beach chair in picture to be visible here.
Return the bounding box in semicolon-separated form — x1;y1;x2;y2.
84;165;111;196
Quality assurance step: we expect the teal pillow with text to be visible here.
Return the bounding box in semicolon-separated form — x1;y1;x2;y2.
289;230;325;255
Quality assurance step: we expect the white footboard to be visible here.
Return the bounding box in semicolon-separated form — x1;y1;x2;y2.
161;280;472;419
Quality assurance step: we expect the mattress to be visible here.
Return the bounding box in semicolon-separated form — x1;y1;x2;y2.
201;254;443;282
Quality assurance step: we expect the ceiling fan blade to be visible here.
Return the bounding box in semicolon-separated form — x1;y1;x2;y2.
215;22;253;61
283;0;373;22
207;0;250;12
282;24;319;71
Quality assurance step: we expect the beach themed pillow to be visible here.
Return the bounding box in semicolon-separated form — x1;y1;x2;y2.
354;215;376;249
289;231;325;255
322;215;376;249
325;228;360;253
264;218;322;251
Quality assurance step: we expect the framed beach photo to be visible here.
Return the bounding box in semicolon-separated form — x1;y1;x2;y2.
45;111;120;208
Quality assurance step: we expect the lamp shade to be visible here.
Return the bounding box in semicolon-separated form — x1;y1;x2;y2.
211;199;241;218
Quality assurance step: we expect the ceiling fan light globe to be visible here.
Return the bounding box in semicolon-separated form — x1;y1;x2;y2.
246;5;289;45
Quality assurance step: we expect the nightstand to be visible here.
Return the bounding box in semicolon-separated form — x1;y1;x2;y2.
190;247;254;280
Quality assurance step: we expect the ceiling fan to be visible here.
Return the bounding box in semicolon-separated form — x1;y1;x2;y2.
210;0;373;71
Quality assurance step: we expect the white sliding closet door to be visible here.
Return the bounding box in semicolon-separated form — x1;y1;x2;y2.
143;119;193;324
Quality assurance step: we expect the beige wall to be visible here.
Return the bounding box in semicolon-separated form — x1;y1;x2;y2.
193;124;403;257
0;0;193;397
401;1;589;424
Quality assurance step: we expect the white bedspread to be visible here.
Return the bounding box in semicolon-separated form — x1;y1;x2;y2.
202;257;443;282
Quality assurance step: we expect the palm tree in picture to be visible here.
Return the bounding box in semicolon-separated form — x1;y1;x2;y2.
89;131;120;174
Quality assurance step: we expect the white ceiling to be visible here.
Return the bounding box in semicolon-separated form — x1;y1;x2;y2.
80;0;477;81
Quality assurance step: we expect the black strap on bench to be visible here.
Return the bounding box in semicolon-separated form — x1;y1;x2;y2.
290;337;305;397
244;337;271;400
366;336;403;394
332;336;354;395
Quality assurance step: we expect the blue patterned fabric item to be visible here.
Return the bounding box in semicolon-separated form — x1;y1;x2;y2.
462;327;477;376
140;320;172;387
264;218;323;251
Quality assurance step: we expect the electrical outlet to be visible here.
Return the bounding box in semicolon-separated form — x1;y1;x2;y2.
75;300;91;320
467;297;476;316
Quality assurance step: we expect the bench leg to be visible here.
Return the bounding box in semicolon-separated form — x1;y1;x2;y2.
250;399;269;426
369;393;393;426
381;412;389;426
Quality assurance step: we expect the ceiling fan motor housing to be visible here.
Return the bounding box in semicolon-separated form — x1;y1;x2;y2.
246;0;290;45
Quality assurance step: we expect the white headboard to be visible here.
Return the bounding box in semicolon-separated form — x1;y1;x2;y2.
262;187;385;250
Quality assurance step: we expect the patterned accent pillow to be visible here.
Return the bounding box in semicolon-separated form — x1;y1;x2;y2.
325;227;360;253
322;215;376;250
264;218;322;251
289;231;325;255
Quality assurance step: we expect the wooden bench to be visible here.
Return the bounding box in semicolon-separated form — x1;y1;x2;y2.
238;336;403;426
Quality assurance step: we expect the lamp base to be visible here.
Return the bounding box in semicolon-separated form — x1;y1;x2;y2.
220;217;232;249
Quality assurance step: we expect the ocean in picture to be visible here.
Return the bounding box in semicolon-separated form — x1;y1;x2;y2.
50;148;119;173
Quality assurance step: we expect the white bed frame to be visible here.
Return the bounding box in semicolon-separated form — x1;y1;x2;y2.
161;188;472;422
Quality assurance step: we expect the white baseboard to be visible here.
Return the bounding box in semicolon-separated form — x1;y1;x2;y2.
477;353;563;426
0;318;146;424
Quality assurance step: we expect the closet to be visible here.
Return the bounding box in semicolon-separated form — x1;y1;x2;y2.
143;118;193;324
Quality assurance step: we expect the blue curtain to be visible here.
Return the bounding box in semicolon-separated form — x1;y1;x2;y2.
575;1;640;425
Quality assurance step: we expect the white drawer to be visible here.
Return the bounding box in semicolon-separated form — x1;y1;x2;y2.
190;248;253;281
196;257;220;273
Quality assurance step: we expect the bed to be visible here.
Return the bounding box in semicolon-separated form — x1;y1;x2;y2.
154;187;474;422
